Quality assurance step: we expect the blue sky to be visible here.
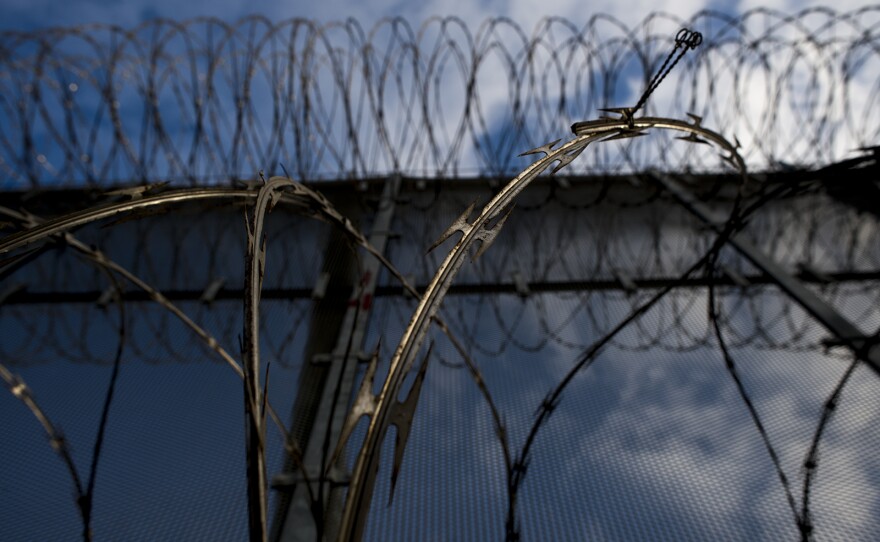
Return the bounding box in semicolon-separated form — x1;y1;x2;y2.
4;0;878;187
2;1;880;540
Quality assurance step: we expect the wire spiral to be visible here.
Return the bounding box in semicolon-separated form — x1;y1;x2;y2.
1;7;880;187
1;9;880;542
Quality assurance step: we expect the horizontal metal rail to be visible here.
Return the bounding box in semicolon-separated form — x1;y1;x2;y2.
3;270;879;305
653;172;880;376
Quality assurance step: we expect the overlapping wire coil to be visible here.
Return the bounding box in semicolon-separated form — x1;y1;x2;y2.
1;9;880;542
1;7;879;187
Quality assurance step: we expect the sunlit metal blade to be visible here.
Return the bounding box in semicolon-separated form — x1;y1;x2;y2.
426;201;476;253
388;342;433;504
518;139;561;157
601;128;648;142
329;347;381;469
472;205;514;261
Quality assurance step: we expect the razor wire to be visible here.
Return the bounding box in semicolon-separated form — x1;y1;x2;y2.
2;107;877;541
0;176;880;365
2;173;878;368
1;7;880;187
1;9;880;542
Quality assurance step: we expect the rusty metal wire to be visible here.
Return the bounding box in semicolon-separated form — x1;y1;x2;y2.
2;7;880;187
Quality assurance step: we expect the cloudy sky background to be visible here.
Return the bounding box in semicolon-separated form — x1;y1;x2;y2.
3;0;879;187
2;0;879;540
2;0;876;31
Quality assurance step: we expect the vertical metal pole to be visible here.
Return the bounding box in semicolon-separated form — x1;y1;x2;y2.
652;172;880;375
274;175;402;541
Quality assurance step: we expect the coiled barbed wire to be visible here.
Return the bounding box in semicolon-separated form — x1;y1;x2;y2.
2;177;878;368
1;10;879;542
1;7;879;187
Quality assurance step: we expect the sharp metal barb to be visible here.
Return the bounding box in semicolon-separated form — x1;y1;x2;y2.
426;201;476;254
518;139;562;158
329;347;381;470
598;107;636;124
388;342;433;505
550;146;589;175
676;133;710;145
104;181;169;200
601;129;649;143
472;205;515;261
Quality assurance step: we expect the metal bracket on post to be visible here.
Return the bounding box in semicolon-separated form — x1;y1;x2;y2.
798;263;832;284
311;272;331;300
200;277;225;305
512;271;531;297
275;174;403;542
96;285;119;309
613;268;637;294
651;172;880;376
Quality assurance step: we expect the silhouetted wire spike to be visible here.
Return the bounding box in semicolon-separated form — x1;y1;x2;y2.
426;200;476;254
267;189;282;212
686;112;703;125
329;344;381;470
472;205;514;261
855;145;880;160
0;245;46;282
598;107;635;122
388;342;433;505
3;207;36;228
600;129;648;143
721;153;739;168
104;181;168;200
548;145;588;175
518;138;561;157
676;133;710;145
